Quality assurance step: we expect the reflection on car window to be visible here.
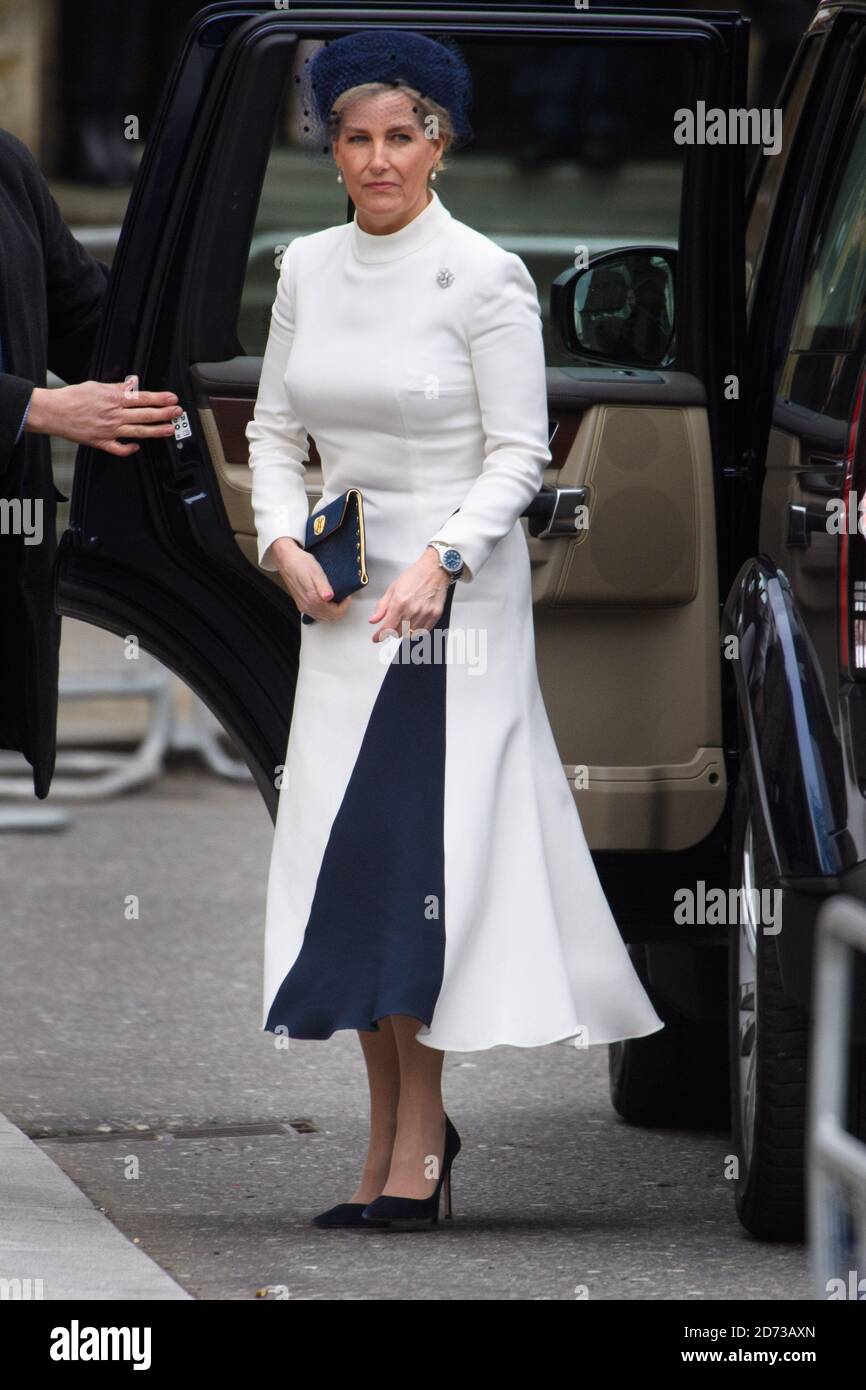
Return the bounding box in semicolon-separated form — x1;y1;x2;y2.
239;36;695;366
787;97;866;353
745;34;824;312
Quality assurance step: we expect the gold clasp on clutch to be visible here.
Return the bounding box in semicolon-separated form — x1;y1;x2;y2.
313;514;326;535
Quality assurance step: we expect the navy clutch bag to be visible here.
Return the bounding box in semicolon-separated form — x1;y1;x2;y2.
300;487;368;624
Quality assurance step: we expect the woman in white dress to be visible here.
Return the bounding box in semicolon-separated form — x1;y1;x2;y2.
246;29;664;1230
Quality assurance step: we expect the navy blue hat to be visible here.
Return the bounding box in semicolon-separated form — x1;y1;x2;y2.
300;29;474;156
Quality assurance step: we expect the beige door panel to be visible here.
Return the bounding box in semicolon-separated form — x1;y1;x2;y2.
197;401;322;585
190;361;324;589
529;402;701;607
529;395;724;851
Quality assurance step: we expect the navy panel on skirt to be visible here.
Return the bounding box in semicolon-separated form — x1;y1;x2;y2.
264;584;456;1039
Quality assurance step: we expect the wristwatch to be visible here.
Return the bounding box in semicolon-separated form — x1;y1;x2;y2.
427;541;464;583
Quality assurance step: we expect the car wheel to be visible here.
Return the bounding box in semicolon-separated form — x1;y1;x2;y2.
609;943;728;1128
728;750;809;1241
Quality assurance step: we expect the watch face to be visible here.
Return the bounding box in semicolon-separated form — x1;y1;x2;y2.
442;548;462;572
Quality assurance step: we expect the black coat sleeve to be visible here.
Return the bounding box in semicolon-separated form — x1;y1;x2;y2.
0;373;36;470
0;131;110;473
36;174;111;385
6;131;111;386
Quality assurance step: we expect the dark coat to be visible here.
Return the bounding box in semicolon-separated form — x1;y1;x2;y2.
0;129;110;798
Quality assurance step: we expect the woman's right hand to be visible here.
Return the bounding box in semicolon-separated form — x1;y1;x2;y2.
270;537;354;623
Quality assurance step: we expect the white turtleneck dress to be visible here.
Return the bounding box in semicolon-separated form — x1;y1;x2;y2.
246;188;664;1051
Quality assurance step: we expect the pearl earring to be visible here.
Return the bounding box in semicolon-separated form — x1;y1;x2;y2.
336;169;343;183
430;169;437;181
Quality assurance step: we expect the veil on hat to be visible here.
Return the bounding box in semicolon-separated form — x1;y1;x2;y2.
295;28;475;165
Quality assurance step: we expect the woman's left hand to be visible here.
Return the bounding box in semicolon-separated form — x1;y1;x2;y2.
369;547;452;643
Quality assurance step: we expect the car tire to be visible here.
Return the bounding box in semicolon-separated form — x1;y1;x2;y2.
609;943;729;1128
728;748;810;1241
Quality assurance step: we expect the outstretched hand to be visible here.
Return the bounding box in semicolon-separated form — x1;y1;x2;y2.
25;375;183;456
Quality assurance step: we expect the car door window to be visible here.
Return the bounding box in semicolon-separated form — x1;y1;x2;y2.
777;77;866;416
744;32;825;312
787;95;866;355
239;35;696;367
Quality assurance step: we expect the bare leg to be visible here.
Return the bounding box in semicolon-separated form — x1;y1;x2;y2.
380;1014;446;1200
346;1017;401;1204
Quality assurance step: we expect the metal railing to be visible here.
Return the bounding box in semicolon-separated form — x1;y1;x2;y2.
808;893;866;1300
0;660;252;806
0;422;252;824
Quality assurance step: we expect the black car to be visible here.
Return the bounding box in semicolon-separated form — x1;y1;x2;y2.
11;1;866;1241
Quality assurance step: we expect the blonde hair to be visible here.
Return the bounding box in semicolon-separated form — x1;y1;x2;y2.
328;81;455;175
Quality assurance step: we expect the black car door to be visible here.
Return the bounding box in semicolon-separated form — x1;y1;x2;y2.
55;1;748;835
727;1;866;880
718;1;866;1243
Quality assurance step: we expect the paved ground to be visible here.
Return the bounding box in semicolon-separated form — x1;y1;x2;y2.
0;707;812;1299
0;1112;190;1301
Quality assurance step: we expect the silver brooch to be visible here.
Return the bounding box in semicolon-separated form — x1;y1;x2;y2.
436;267;455;288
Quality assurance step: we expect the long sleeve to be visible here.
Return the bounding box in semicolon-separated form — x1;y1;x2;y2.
246;237;311;570
0;131;107;473
425;251;551;581
0;333;33;450
0;374;35;469
29;148;110;385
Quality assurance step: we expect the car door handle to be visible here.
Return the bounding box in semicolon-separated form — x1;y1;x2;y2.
787;502;831;547
796;459;844;495
522;484;588;538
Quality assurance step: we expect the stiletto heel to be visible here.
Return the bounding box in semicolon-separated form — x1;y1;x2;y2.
362;1113;461;1229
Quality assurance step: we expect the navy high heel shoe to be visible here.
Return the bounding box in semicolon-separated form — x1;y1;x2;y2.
311;1201;370;1228
361;1114;461;1228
